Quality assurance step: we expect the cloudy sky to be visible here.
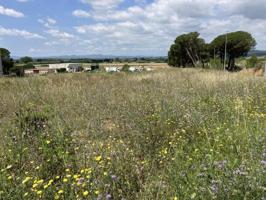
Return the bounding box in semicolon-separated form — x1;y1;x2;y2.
0;0;266;57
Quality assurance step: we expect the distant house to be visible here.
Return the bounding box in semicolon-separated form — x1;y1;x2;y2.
67;64;83;73
105;66;120;73
25;67;49;75
129;66;144;72
48;63;82;73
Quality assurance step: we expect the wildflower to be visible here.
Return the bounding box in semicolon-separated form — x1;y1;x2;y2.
95;190;100;195
48;179;54;185
37;190;43;195
7;176;12;180
106;194;112;200
54;195;60;199
37;179;44;184
65;168;70;172
73;174;80;179
58;190;64;194
83;191;89;196
111;175;117;181
6;165;12;170
22;177;31;184
191;193;196;199
261;160;266;166
46;140;51;144
63;178;68;183
95;156;102;161
77;178;84;185
173;197;178;200
56;176;60;179
24;192;29;197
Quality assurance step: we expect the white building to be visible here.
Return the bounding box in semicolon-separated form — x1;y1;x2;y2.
105;66;120;73
49;63;83;73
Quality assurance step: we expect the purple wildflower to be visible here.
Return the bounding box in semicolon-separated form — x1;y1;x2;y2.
106;194;112;200
261;160;266;166
111;175;117;181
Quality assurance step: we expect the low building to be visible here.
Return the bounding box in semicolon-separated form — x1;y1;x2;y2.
105;66;120;73
48;63;82;73
25;67;49;75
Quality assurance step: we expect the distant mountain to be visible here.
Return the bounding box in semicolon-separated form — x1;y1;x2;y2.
13;54;167;60
248;50;266;57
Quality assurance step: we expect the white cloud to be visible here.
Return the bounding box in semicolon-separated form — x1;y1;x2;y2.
0;26;44;39
0;5;24;18
80;0;124;10
38;17;57;28
72;10;91;18
46;29;75;39
47;17;57;25
72;0;266;55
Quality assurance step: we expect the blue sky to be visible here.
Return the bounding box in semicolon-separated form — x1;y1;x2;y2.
1;0;266;57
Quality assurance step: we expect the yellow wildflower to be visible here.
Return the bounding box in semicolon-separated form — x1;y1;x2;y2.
95;156;102;161
58;190;64;194
22;177;31;184
83;191;89;196
95;190;99;195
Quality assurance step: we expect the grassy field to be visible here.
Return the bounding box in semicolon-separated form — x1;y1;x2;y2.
0;69;265;200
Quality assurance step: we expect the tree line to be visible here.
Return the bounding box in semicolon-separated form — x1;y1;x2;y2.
168;31;256;71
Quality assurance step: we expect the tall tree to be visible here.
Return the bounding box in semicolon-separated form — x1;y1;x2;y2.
0;54;3;76
210;31;256;71
168;32;208;67
20;56;33;64
0;48;14;74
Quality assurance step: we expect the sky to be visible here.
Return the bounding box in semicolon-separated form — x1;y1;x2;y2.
1;0;266;57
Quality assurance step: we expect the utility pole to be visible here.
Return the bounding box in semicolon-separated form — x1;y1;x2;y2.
0;52;3;76
224;32;228;71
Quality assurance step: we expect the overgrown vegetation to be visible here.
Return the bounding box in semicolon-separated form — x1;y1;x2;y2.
0;69;265;199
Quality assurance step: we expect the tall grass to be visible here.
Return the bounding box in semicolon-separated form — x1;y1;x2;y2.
0;69;265;200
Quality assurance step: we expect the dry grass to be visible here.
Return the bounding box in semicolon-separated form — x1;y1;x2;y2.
0;69;265;200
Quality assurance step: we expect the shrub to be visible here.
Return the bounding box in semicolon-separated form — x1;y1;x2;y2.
246;55;259;68
56;68;67;73
122;64;130;72
9;66;25;77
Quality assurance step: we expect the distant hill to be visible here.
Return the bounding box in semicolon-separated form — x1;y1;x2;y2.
248;50;266;57
13;54;167;60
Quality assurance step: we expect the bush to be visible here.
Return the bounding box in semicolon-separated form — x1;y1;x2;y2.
122;64;130;72
9;66;25;77
56;68;67;73
246;55;259;68
23;63;35;69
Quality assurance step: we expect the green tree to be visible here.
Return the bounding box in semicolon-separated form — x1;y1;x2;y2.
210;31;256;71
0;48;14;74
20;56;33;64
122;64;130;72
168;32;208;67
246;55;259;68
